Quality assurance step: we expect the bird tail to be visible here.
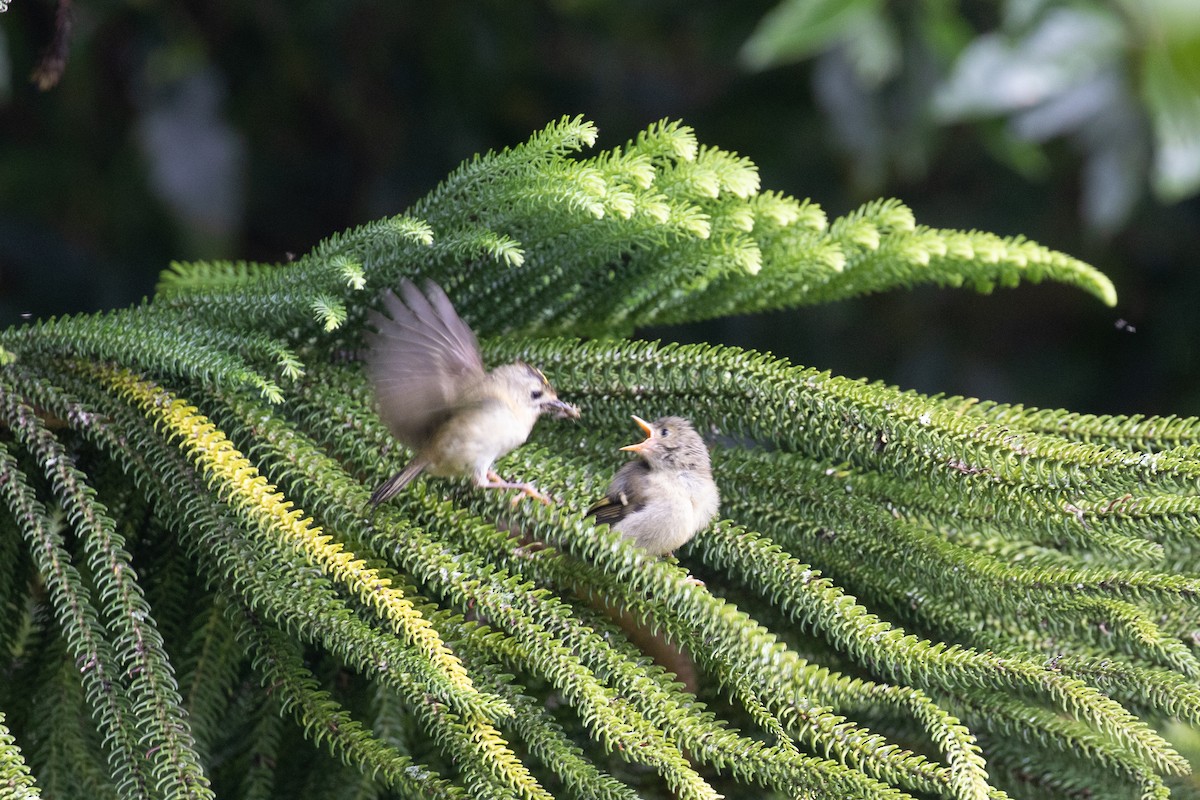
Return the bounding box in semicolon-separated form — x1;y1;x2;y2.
368;458;429;510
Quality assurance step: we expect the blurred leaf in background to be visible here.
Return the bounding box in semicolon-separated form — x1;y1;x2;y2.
743;0;1200;235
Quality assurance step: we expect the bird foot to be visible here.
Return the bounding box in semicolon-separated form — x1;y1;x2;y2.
510;485;554;506
481;471;554;505
682;575;706;587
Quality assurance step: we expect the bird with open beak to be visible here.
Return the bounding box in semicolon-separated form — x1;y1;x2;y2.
587;415;720;555
365;279;580;508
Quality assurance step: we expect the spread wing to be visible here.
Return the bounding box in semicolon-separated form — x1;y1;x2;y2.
586;460;650;527
365;279;486;448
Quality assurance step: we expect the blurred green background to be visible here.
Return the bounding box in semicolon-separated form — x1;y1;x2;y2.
2;0;1199;418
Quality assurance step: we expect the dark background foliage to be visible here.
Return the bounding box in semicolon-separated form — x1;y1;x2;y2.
2;0;1198;416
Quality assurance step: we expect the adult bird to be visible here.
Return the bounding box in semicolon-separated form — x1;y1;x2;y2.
365;279;579;508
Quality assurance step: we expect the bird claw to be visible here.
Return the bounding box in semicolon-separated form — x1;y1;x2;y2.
481;471;555;505
682;574;706;587
511;484;556;505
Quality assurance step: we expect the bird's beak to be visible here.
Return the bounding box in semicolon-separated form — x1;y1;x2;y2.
545;398;581;419
620;414;655;454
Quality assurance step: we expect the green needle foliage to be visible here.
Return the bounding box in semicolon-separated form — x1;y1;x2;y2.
0;116;1195;799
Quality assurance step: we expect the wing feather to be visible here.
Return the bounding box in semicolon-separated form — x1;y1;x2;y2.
366;279;486;448
587;460;649;527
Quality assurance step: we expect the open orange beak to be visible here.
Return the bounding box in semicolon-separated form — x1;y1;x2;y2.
619;414;655;455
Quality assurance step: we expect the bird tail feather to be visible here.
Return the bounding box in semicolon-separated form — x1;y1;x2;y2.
369;458;429;509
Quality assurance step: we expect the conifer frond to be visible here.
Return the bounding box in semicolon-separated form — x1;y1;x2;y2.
309;294;348;332
156;260;284;295
943;397;1200;451
25;644;124;800
452;633;641;800
0;384;213;799
2;117;1196;798
93;365;495;720
232;607;465;800
0;438;151;799
0;711;39;800
0;309;295;403
174;599;242;766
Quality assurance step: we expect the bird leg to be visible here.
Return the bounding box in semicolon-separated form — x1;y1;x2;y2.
480;470;553;505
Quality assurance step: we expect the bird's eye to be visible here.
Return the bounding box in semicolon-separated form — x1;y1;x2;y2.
660;428;670;437
531;390;544;400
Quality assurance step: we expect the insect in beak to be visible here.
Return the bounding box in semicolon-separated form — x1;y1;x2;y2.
544;398;581;419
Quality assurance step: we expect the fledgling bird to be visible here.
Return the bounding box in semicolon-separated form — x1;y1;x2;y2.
587;415;720;555
365;279;580;508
